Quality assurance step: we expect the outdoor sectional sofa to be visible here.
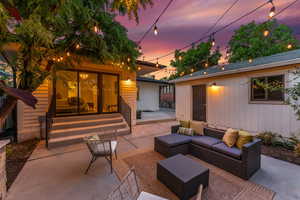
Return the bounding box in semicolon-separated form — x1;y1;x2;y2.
154;125;261;180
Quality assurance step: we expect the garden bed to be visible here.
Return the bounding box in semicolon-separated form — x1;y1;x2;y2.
261;145;300;166
6;139;39;189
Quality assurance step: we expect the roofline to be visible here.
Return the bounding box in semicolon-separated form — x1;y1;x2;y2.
170;58;300;83
137;77;170;84
136;60;167;69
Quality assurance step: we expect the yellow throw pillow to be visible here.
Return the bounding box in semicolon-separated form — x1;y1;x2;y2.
236;130;253;149
222;128;239;147
190;121;207;136
179;120;190;128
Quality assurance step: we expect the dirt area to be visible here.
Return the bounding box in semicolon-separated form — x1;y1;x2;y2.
6;139;39;189
261;145;300;166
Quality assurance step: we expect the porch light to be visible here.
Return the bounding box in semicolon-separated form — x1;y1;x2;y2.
210;82;217;87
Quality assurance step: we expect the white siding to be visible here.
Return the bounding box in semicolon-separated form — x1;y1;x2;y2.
176;69;300;137
137;81;160;111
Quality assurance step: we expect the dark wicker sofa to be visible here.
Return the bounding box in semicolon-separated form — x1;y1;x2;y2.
154;125;261;180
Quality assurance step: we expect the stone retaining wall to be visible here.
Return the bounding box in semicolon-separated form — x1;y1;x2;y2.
0;140;9;200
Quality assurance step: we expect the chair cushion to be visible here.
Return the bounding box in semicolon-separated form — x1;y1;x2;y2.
191;136;221;149
90;141;117;155
156;134;192;147
212;142;242;159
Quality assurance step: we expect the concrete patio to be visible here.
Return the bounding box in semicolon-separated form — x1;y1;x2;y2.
6;121;300;200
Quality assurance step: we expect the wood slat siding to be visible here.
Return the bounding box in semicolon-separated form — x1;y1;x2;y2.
175;66;300;137
17;62;137;142
17;80;49;141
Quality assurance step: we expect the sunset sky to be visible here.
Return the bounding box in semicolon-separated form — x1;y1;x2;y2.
117;0;300;66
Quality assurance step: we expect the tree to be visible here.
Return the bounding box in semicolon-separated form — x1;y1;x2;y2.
228;20;299;63
170;42;221;78
286;70;300;120
0;0;152;127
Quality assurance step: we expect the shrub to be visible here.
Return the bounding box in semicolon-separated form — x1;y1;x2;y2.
256;131;277;145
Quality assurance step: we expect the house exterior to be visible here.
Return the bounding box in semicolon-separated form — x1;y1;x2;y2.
16;59;160;146
137;77;172;112
171;49;300;137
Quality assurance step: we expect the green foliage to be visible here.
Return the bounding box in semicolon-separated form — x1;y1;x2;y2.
256;131;277;145
0;0;150;92
170;42;222;77
228;20;300;63
286;69;300;120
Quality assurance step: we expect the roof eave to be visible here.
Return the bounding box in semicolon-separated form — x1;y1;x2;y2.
170;58;300;84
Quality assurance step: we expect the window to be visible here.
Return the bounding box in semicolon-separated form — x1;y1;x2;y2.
250;75;284;102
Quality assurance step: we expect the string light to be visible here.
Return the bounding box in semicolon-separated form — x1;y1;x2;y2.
94;25;99;33
190;68;194;73
263;30;270;37
156;58;159;68
287;44;293;49
60;56;63;61
127;67;130;70
127;58;131;62
190;73;193;76
67;52;70;56
269;0;276;19
221;66;225;70
179;56;182;61
138;66;142;70
205;62;209;68
138;46;142;54
154;24;158;36
210;34;216;46
203;71;207;75
76;44;80;49
248;58;253;63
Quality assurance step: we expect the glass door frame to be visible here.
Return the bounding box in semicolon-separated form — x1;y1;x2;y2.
53;69;120;117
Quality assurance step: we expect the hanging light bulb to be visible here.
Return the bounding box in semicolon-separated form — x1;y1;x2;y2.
154;24;158;36
142;56;145;61
60;56;64;61
76;44;80;49
67;52;70;57
127;67;130;70
94;25;98;33
205;62;209;68
287;44;293;49
203;71;207;75
269;1;275;19
210;34;216;47
127;57;131;62
221;66;225;71
138;46;142;53
190;68;194;73
156;58;159;68
138;66;142;71
263;30;270;37
248;58;253;63
190;73;193;76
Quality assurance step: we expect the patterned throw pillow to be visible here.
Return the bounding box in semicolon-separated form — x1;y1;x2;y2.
236;130;253;149
222;128;239;147
179;120;190;128
177;127;194;136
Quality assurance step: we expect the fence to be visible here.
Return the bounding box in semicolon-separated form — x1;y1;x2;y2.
0;96;14;138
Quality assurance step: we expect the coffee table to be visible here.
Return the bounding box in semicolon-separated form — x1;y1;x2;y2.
157;154;209;200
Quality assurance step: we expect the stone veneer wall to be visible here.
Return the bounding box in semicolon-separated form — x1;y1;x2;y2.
0;140;9;200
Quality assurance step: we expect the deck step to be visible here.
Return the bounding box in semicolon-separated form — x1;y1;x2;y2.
52;117;123;130
47;113;130;148
53;113;121;123
48;127;130;148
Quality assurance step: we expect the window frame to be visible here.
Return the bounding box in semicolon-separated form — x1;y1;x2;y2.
249;74;285;104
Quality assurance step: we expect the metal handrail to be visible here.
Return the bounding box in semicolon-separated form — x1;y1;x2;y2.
120;97;132;133
45;95;55;148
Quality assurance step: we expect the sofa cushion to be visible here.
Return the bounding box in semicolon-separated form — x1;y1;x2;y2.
236;130;253;149
155;134;192;147
177;127;194;136
213;142;242;159
222;128;239;147
179;120;190;128
191;136;221;149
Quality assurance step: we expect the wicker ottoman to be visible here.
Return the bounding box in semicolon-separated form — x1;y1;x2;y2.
154;134;191;157
157;154;209;200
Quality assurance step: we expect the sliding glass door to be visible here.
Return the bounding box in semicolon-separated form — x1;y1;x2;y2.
55;70;119;116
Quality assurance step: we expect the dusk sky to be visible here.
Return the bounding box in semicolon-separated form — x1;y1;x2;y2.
116;0;300;66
